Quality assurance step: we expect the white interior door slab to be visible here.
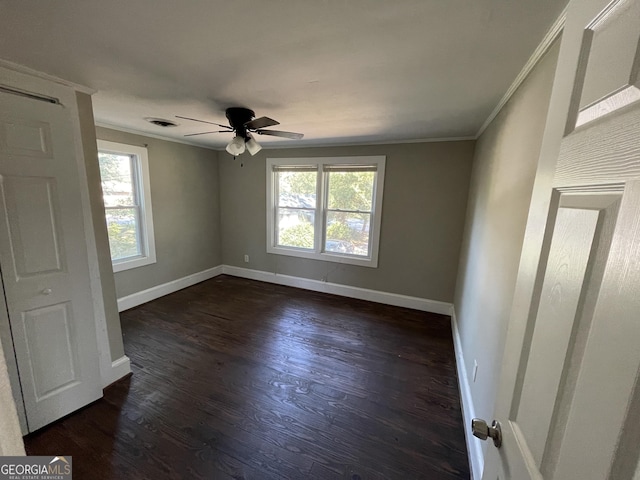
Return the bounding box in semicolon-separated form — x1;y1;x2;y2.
480;0;640;478
0;86;101;432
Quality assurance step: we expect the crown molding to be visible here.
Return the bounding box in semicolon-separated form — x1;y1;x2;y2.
96;122;476;152
475;6;568;139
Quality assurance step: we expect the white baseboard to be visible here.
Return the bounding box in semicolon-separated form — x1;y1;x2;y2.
221;265;452;315
116;263;451;315
117;265;223;312
103;355;131;388
451;306;484;480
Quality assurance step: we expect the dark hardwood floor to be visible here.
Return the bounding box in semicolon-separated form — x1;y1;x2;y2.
25;275;470;479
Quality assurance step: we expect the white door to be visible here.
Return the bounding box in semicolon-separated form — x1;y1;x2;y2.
480;0;640;478
0;85;101;432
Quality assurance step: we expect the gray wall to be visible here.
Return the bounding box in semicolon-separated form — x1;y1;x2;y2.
78;96;125;361
96;127;221;298
453;38;560;454
220;141;474;302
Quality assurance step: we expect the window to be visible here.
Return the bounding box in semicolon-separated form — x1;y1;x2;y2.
97;140;156;272
267;156;385;267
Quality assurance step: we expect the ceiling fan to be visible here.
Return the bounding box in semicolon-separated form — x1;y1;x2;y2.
177;107;304;156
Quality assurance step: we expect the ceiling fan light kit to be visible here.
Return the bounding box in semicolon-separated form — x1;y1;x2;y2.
177;107;303;157
225;135;246;155
245;136;262;156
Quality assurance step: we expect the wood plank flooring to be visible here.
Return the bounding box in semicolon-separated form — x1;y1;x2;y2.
25;275;470;479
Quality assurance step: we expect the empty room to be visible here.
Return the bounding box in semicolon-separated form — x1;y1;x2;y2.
1;0;640;479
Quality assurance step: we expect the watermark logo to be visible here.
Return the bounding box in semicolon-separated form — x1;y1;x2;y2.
0;456;72;479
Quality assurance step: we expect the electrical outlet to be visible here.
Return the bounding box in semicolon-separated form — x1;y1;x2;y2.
473;360;479;382
244;254;249;263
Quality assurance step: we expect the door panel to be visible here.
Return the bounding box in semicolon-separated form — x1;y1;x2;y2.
515;205;601;466
550;183;640;480
0;87;101;432
21;302;79;400
573;0;640;129
1;118;52;158
3;176;63;276
492;189;628;479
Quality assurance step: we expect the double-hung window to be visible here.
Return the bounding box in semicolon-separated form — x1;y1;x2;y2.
97;140;156;272
267;156;385;267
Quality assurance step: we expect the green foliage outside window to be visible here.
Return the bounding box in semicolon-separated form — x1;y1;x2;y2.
279;223;314;249
99;152;140;260
276;168;375;256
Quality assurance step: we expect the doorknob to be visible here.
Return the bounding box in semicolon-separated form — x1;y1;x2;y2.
472;418;502;448
41;288;52;295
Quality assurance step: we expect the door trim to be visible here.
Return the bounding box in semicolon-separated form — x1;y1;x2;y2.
105;355;132;388
0;59;95;95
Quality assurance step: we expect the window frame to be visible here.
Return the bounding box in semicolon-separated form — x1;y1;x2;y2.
266;156;385;268
97;139;156;273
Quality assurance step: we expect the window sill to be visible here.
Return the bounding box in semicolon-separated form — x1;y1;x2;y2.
267;245;378;268
112;254;157;273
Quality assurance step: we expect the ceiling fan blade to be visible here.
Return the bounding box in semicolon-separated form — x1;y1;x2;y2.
255;129;304;140
176;115;232;129
244;116;279;129
184;130;230;137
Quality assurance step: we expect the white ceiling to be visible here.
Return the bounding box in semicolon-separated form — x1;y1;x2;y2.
0;0;567;149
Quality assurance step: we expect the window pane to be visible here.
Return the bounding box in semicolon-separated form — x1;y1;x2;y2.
98;152;135;207
277;208;315;249
105;207;140;260
327;171;374;211
277;171;317;208
325;211;371;256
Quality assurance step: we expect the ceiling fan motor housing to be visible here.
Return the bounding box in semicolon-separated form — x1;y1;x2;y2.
225;107;255;138
178;108;302;142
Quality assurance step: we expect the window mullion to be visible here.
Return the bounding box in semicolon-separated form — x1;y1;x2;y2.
321;168;332;253
315;166;324;253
